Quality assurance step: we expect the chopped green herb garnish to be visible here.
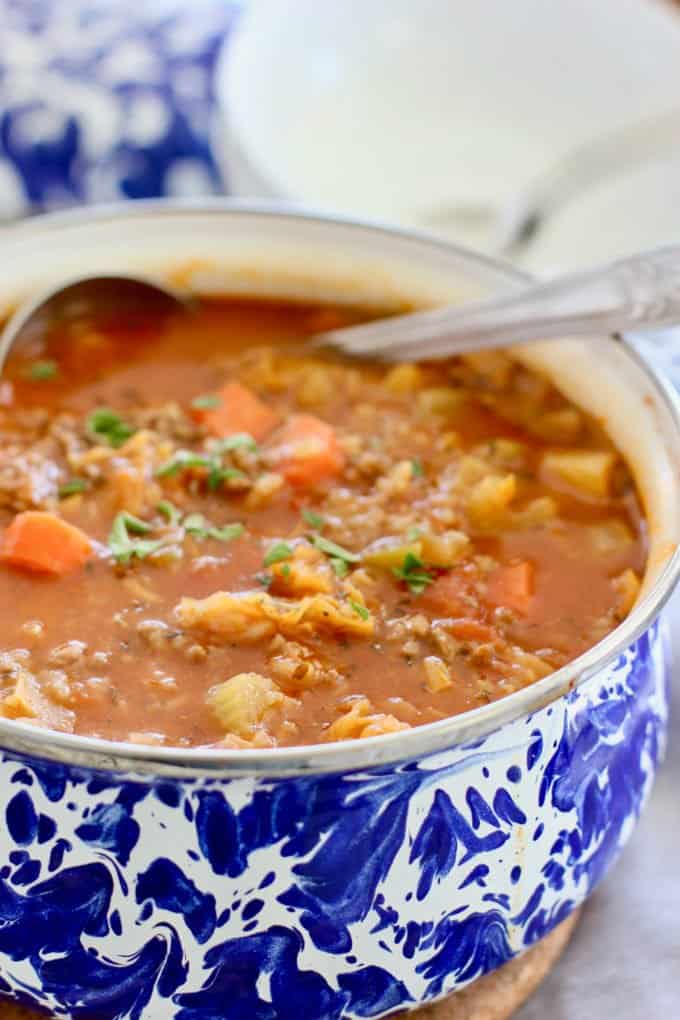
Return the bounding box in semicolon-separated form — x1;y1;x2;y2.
58;478;88;498
157;444;250;488
302;508;325;530
210;523;245;543
411;458;424;477
207;465;247;491
310;534;360;563
108;511;165;565
120;512;152;535
183;513;210;535
27;359;58;381
191;394;221;409
207;465;222;491
255;571;273;588
280;563;291;579
349;599;370;620
156;451;214;478
88;408;136;449
263;541;294;567
213;433;258;454
184;513;244;544
330;557;349;578
392;551;435;595
157;500;181;525
406;525;423;542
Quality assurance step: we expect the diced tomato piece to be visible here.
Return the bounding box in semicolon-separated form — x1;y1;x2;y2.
275;414;345;488
192;382;279;441
420;571;478;617
486;560;534;615
1;511;92;576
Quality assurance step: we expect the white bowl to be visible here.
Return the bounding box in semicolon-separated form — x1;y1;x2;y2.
216;0;680;230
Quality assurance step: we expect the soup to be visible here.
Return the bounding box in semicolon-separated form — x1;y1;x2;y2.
0;297;645;748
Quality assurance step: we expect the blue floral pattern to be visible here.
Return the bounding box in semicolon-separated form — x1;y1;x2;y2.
0;624;668;1017
0;0;238;218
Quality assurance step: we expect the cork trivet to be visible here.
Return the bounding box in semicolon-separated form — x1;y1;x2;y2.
414;909;580;1019
0;910;579;1020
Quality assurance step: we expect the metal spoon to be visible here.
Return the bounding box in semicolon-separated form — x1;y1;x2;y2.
419;107;680;258
0;274;186;372
316;245;680;362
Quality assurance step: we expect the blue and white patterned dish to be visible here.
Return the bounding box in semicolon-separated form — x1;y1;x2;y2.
0;0;238;219
0;203;679;1019
0;627;667;1018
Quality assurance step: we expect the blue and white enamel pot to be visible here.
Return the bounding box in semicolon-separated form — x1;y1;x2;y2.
0;202;678;1019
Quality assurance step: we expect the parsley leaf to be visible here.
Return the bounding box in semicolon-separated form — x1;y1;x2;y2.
263;541;293;567
280;563;291;579
213;433;258;454
207;465;247;491
310;534;360;563
410;458;424;477
157;500;181;525
156;450;247;490
157;440;251;489
255;571;273;587
302;508;325;530
210;523;245;543
120;512;152;535
392;551;435;595
330;557;349;578
406;525;423;542
58;478;88;498
109;506;244;563
27;359;58;381
108;512;165;565
191;394;221;409
183;513;244;544
349;599;370;620
183;512;210;535
156;451;214;478
88;408;136;449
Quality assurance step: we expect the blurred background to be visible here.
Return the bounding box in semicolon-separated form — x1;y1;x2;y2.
3;0;680;272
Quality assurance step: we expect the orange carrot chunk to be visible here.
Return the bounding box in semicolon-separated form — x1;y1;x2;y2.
0;511;93;576
420;572;478;617
192;382;279;441
486;561;534;615
275;414;345;488
450;619;497;643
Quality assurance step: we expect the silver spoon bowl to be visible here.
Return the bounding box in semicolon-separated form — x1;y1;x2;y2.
5;246;680;374
0;274;187;372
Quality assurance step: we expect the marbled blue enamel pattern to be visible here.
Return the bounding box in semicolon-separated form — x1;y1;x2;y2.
0;0;237;218
0;623;668;1018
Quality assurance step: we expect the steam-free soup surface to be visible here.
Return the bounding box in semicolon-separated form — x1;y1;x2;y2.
0;297;645;748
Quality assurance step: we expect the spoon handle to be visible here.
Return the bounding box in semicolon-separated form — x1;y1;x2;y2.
318;246;680;360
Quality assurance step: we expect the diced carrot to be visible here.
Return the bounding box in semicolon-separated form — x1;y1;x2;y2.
450;619;497;643
0;511;92;576
274;414;345;488
192;382;279;441
420;571;478;617
486;561;534;615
